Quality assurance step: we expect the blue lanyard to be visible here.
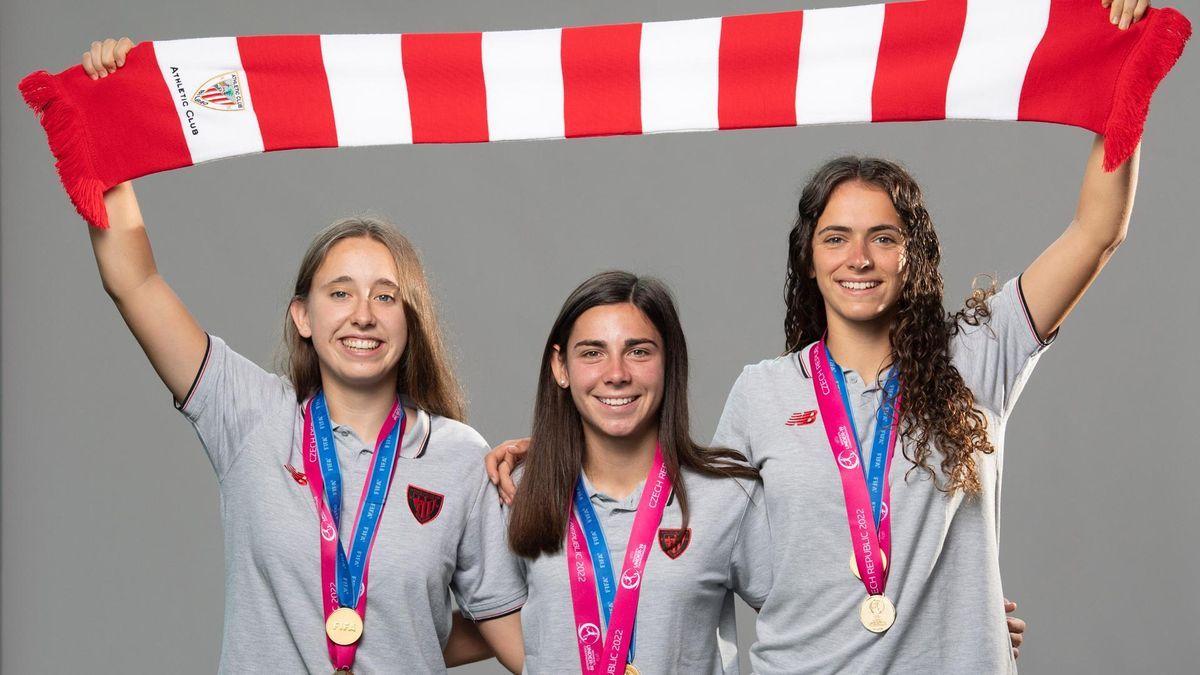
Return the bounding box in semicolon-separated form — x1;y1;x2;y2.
311;391;404;608
573;478;636;662
826;347;899;526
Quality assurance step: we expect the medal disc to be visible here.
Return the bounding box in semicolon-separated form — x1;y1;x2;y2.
849;549;887;579
625;665;640;675
326;607;364;645
859;594;896;633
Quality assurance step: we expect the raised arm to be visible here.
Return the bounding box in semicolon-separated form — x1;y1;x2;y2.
1018;1;1148;340
1019;134;1139;342
85;38;208;404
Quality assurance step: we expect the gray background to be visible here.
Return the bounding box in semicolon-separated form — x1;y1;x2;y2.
2;0;1197;672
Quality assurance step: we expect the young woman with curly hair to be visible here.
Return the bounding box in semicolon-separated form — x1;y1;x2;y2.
708;139;1138;672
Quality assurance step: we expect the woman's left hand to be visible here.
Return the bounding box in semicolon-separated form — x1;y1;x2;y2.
1005;598;1027;660
1102;0;1150;30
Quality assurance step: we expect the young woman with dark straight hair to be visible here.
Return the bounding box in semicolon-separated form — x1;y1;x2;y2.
491;271;773;673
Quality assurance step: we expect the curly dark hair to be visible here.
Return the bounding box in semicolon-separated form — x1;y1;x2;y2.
784;157;995;494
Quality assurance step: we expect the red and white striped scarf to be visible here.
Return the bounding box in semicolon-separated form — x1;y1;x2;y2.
19;0;1190;228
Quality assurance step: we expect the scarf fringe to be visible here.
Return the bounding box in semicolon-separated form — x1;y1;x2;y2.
19;70;109;229
1104;7;1192;171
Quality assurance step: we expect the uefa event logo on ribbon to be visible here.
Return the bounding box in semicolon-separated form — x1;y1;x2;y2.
577;622;600;645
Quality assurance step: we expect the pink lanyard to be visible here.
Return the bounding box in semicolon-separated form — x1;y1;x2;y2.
301;396;405;672
809;342;901;599
567;444;672;675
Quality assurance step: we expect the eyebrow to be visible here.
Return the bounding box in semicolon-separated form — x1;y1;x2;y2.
815;224;904;236
321;275;399;289
572;338;659;350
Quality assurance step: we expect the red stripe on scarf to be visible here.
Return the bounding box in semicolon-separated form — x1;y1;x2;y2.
95;43;192;179
1019;2;1129;134
402;33;489;143
717;11;803;130
238;36;338;150
872;0;967;122
1022;6;1190;170
562;23;642;138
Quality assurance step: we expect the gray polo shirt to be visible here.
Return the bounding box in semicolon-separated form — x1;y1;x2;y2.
510;468;772;674
176;335;526;674
713;277;1051;674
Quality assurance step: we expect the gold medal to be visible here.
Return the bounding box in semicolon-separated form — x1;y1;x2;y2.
625;665;640;675
859;594;896;633
849;549;887;580
326;607;364;645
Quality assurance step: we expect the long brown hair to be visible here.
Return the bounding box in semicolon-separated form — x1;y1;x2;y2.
508;271;759;558
280;216;466;421
784;157;994;494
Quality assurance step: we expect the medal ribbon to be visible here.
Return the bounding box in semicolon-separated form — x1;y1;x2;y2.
567;443;672;675
572;478;638;665
810;341;901;598
827;347;900;528
301;391;406;671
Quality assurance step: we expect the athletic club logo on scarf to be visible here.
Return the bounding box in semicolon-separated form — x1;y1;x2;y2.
192;71;245;111
407;485;444;524
657;528;691;559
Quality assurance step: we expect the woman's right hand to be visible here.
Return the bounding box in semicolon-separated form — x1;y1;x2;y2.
82;37;134;79
485;438;530;504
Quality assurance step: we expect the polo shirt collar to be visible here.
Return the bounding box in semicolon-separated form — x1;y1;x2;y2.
329;395;431;459
794;341;884;392
579;470;645;512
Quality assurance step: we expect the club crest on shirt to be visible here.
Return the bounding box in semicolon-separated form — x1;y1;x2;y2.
785;409;818;426
658;527;691;559
192;71;246;111
407;485;444;524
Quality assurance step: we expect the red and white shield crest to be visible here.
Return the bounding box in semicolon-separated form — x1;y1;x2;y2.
407;485;444;524
658;527;692;559
191;71;246;111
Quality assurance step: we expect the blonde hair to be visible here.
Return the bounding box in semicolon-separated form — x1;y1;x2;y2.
281;216;465;421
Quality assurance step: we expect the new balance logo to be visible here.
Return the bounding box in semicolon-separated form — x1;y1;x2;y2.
786;410;818;426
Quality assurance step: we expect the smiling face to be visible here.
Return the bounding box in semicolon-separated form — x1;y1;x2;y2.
551;303;665;450
809;180;908;331
288;236;409;393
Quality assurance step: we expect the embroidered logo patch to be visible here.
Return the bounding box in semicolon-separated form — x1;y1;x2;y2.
785;410;818;426
407;485;444;524
192;71;246;111
658;527;692;559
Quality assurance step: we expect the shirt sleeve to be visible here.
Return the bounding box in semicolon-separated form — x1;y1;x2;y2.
711;367;756;465
951;276;1056;419
452;456;528;621
727;479;774;609
174;334;293;481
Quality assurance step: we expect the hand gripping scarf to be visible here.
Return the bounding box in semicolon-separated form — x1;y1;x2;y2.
19;0;1190;229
